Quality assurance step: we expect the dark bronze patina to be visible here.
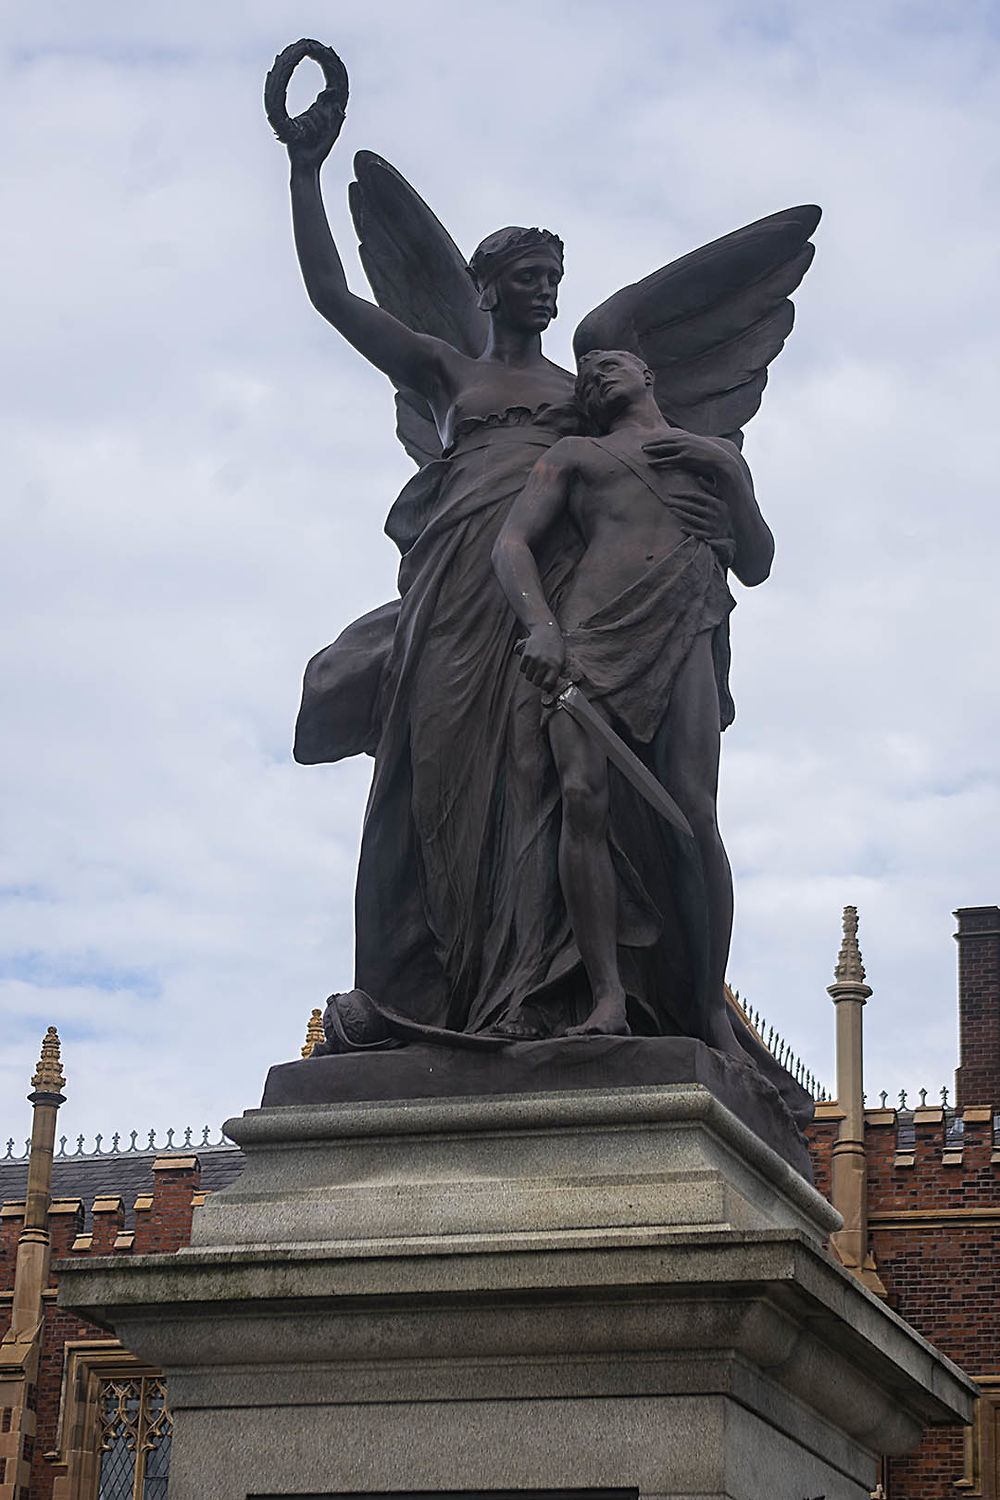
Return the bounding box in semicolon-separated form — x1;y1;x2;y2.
266;42;820;1125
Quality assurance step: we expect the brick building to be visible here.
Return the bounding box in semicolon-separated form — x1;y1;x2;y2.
0;1044;243;1500
805;905;1000;1499
1;916;998;1498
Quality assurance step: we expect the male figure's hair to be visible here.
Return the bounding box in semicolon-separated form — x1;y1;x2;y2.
575;349;654;433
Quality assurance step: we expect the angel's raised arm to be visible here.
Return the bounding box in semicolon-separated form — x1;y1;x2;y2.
290;158;455;400
267;42;460;402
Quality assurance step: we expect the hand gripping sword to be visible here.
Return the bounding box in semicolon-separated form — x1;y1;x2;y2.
551;682;695;840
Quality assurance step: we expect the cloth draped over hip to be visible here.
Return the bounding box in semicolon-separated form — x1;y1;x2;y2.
563;535;735;744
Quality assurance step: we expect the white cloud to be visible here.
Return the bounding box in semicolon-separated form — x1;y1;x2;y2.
3;0;1000;1139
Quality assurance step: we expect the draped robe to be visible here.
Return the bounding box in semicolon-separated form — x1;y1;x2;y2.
295;403;724;1038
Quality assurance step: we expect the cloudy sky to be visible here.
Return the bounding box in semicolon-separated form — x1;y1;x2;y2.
3;0;999;1150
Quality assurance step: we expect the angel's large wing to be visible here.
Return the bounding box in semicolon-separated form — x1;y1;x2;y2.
573;205;821;447
349;151;488;464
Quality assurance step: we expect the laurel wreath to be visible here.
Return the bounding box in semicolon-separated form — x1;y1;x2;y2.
264;39;349;147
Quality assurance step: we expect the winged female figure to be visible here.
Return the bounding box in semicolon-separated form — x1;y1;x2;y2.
269;42;819;1071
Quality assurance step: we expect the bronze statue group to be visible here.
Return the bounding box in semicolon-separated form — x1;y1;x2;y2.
269;41;819;1076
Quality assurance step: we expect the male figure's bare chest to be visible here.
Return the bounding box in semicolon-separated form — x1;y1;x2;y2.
572;442;685;545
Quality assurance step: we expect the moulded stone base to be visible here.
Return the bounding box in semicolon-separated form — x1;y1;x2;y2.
57;1084;974;1500
190;1083;831;1254
261;1034;814;1179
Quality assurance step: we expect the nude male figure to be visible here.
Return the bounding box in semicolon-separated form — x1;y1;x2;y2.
491;349;774;1046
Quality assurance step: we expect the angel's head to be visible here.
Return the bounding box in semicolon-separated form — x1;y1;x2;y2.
467;227;564;329
576;349;654;432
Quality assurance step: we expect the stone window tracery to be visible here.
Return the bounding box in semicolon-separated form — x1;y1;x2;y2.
95;1375;172;1499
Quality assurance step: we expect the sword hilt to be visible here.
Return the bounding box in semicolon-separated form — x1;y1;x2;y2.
541;677;575;710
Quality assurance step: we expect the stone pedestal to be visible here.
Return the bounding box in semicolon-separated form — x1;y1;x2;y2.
58;1083;974;1500
258;1034;815;1178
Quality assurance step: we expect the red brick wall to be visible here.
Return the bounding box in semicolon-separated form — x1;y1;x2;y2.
133;1159;198;1254
887;1427;967;1500
807;1104;1000;1498
0;1205;28;1315
805;1112;839;1201
28;1306;108;1500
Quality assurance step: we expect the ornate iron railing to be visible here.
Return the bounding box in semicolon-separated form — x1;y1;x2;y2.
3;1124;232;1162
728;989;831;1101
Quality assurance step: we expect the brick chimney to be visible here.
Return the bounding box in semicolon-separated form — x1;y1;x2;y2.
954;905;1000;1108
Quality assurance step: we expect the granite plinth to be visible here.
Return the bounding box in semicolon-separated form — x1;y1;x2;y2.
262;1034;813;1178
57;1083;974;1500
190;1083;829;1253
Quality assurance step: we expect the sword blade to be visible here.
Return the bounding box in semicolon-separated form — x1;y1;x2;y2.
556;683;695;840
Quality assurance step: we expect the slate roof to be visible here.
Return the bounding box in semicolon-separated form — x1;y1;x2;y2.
0;1148;245;1229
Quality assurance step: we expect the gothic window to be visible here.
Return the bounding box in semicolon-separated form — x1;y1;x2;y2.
95;1374;172;1500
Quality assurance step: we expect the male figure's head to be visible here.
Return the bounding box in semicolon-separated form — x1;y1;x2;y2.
575;349;655;432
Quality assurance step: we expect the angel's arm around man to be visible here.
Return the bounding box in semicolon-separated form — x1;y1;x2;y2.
644;431;774;587
711;440;774;587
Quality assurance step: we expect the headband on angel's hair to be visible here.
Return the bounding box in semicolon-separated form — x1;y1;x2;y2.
467;227;565;312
